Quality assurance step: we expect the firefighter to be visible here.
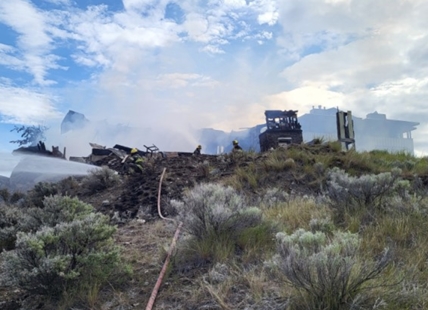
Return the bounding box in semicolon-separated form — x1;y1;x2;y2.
193;145;202;155
232;140;242;151
124;148;145;174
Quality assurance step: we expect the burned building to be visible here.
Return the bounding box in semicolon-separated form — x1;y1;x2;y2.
259;110;303;152
61;110;90;134
299;106;419;154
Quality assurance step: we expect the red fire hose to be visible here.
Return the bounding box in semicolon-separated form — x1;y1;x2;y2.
145;168;183;310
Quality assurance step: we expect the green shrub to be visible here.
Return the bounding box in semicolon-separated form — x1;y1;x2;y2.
0;210;121;300
258;187;290;209
56;176;80;196
25;195;94;232
81;166;120;194
275;229;391;310
236;221;276;255
0;204;26;251
326;167;408;212
1;196;95;251
172;183;262;241
172;183;268;263
409;176;428;199
308;216;335;235
9;191;26;204
25;181;59;208
0;188;10;202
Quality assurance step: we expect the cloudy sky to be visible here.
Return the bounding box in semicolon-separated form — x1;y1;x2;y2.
1;0;428;154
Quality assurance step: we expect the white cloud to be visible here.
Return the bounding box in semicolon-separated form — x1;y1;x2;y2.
223;0;247;8
257;10;278;25
0;0;57;85
280;37;405;90
157;73;219;88
42;0;71;5
201;44;226;54
0;0;278;83
0;44;25;69
0;43;14;52
63;4;181;69
1;0;428;154
263;86;345;114
274;0;428;58
276;0;428;123
182;13;210;42
122;0;158;11
0;84;61;124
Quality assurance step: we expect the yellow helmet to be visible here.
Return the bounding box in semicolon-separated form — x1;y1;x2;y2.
197;145;202;149
233;140;238;145
130;148;138;154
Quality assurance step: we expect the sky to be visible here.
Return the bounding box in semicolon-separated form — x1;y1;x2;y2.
1;0;428;155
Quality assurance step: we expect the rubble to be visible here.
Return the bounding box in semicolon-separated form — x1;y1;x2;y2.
71;142;235;221
13;141;66;159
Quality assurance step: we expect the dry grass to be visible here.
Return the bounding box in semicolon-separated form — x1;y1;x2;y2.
104;219;178;308
91;149;428;308
189;263;289;310
226;164;262;191
361;214;428;266
6;145;428;309
263;197;332;233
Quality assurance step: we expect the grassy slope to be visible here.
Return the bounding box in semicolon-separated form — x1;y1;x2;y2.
2;142;428;309
116;143;428;309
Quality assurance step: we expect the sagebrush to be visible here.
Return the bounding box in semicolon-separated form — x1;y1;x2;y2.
274;229;391;310
0;196;129;305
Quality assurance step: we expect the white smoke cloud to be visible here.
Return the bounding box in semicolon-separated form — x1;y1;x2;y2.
1;0;428;155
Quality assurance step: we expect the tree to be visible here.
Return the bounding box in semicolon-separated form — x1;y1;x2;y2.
9;125;49;146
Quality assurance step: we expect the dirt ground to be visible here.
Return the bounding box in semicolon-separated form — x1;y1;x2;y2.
74;152;299;309
80;153;247;222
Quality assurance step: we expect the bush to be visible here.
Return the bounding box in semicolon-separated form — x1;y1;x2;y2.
25;195;94;232
1;196;95;251
0;188;10;202
81;166;120;194
56;176;80;196
326;167;408;211
24;178;81;209
9;191;26;204
172;183;262;241
25;181;59;208
409;176;428;200
0;209;122;300
172;183;270;263
309;216;335;235
257;187;290;209
0;204;26;251
275;229;391;310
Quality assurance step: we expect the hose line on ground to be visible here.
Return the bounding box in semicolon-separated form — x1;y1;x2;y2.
145;167;183;310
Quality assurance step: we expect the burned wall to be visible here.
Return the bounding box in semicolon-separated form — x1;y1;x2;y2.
259;130;303;152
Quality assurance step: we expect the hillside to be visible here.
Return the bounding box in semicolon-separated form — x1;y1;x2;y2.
1;142;428;309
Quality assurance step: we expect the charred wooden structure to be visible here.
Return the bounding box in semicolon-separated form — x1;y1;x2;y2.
12;141;66;159
259;110;303;152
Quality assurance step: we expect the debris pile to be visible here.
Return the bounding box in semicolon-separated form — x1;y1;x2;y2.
13;141;66;159
71;143;236;221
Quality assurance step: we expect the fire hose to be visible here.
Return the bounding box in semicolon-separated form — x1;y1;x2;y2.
145;168;183;310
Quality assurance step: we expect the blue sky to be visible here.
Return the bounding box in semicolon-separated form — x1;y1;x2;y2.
1;0;428;154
